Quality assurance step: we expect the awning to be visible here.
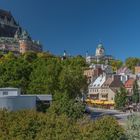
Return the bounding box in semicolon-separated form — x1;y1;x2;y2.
85;99;115;105
91;100;104;104
104;101;115;105
85;99;91;102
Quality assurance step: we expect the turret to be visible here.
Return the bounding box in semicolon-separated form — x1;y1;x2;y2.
19;29;32;54
95;43;105;57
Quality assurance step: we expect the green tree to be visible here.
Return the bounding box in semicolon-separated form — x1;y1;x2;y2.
0;58;32;93
48;91;85;120
109;60;123;72
92;116;125;140
59;65;87;99
132;81;139;103
23;51;38;62
0;110;125;140
37;51;54;60
126;113;140;140
27;58;62;95
125;57;140;73
115;87;127;110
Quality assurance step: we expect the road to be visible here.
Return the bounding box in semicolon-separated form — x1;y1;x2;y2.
86;106;131;125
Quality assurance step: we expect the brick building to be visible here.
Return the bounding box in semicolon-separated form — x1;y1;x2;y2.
0;9;42;54
135;66;140;75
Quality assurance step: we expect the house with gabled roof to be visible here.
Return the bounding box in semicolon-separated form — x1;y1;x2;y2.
88;74;123;103
124;78;135;96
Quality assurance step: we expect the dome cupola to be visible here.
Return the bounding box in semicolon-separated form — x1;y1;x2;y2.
95;43;105;57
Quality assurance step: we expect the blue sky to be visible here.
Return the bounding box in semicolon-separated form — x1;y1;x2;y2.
0;0;140;60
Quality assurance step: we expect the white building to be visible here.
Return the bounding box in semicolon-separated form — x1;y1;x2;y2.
88;74;123;102
89;64;113;74
88;74;107;99
0;88;52;111
86;43;114;64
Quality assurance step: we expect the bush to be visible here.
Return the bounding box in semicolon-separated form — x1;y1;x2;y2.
0;110;125;140
126;113;140;140
48;92;85;120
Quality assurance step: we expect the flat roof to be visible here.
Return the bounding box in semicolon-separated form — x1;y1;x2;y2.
0;94;52;101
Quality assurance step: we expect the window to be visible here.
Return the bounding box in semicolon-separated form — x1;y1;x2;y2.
3;91;8;95
102;94;108;98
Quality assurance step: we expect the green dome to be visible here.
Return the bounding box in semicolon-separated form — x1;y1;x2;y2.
97;43;104;49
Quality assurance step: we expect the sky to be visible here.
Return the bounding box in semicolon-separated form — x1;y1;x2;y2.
0;0;140;60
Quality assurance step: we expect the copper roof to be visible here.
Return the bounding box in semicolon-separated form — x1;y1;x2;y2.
125;78;135;88
0;9;12;18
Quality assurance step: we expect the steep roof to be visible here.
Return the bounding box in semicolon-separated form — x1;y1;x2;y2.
89;74;106;88
102;75;123;88
117;66;132;75
0;9;12;18
0;9;19;37
125;78;135;88
102;77;113;87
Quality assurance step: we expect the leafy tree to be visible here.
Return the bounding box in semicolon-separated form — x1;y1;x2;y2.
23;51;38;62
126;113;140;140
0;58;32;93
48;91;85;120
70;56;87;67
37;51;54;59
4;51;16;60
125;57;140;73
92;116;125;140
132;81;139;103
27;58;62;95
59;65;87;98
0;110;125;140
109;60;123;72
115;87;127;110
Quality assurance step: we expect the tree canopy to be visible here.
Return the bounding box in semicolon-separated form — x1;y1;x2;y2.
115;87;128;110
0;52;87;97
0;110;125;140
125;57;140;73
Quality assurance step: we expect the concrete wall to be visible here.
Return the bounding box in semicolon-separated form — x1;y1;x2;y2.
0;96;36;111
0;88;20;96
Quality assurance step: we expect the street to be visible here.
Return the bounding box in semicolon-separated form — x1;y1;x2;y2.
86;106;131;125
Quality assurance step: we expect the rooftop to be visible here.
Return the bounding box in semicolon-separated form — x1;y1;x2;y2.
125;78;135;88
0;9;12;18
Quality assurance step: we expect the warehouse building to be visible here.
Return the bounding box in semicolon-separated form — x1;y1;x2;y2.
0;88;52;111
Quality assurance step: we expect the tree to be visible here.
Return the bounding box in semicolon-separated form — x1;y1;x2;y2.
115;87;127;110
27;58;62;95
48;91;85;120
0;110;125;140
0;58;32;94
92;116;125;140
126;113;140;140
37;51;54;60
109;60;123;72
125;57;140;73
59;65;87;99
132;81;139;104
23;51;38;62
